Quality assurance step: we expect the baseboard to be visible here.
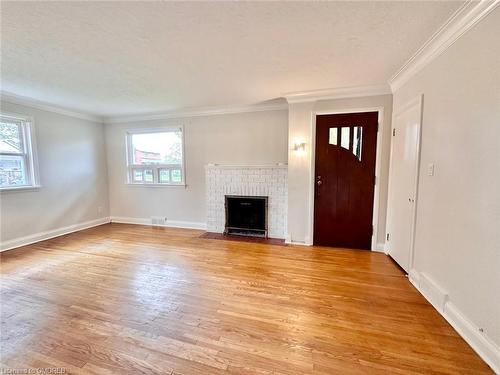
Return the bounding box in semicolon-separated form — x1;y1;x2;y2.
284;237;313;246
0;217;111;252
304;236;313;246
418;272;449;313
109;216;207;230
285;240;311;246
283;232;314;246
408;268;421;286
373;242;386;253
409;269;499;373
443;302;500;374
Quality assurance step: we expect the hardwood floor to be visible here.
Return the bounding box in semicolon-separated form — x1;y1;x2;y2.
0;223;492;374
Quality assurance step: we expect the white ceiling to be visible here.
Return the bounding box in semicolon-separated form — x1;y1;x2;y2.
1;1;463;117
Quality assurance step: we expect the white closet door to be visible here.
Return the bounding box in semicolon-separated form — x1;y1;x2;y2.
386;95;423;272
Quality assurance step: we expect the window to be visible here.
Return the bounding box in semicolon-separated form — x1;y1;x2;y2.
0;115;38;189
328;126;363;161
126;127;184;185
352;126;363;161
340;127;350;150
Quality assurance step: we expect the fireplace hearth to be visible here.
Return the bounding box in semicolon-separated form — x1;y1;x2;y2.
224;195;268;238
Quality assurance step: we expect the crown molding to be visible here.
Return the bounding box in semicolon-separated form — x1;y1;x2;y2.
103;102;288;124
283;84;391;104
389;0;499;92
0;91;103;122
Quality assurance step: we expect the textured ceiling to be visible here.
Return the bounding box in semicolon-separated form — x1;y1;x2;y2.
1;1;463;116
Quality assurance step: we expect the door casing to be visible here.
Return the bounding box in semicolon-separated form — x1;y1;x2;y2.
308;106;385;251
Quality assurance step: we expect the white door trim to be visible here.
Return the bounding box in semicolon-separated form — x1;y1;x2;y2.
309;106;385;250
386;94;424;270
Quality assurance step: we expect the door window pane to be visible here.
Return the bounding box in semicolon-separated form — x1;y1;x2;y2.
328;128;338;145
0;155;26;186
353;126;363;161
340;127;350;150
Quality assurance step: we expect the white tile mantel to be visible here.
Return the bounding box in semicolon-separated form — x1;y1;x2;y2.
205;164;288;239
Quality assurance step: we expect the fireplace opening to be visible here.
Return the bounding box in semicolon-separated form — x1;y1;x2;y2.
225;195;268;237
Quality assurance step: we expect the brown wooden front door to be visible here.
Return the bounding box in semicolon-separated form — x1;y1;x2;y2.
314;112;378;249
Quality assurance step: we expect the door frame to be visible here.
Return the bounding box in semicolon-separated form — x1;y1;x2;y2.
309;106;385;251
386;94;424;272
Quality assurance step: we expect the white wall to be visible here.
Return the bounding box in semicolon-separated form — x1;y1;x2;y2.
105;109;288;226
392;7;500;365
287;94;393;247
0;101;109;246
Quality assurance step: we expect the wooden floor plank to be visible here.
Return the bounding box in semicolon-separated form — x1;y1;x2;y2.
0;223;493;374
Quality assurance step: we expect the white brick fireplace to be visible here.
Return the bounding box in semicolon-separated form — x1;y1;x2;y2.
205;164;288;238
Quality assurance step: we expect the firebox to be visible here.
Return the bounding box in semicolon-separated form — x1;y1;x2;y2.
224;195;268;237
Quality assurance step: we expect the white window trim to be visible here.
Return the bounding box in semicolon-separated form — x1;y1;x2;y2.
0;113;40;192
125;126;186;187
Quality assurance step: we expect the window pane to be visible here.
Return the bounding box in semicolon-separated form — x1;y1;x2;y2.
0;155;26;186
328;128;338;145
353;126;363;161
132;169;143;182
131;131;182;165
159;169;170;183
340;127;350;150
171;169;182;183
0;120;22;153
144;169;154;182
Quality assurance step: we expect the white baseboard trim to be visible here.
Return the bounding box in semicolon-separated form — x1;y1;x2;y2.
409;269;499;373
444;302;500;374
304;236;313;246
373;242;386;253
408;268;421;286
109;216;207;230
0;217;111;252
419;272;449;313
285;240;312;246
284;234;312;246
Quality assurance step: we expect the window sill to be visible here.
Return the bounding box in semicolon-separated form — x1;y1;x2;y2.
125;183;186;188
0;185;41;193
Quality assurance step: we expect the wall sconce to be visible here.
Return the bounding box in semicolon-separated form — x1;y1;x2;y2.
293;141;306;153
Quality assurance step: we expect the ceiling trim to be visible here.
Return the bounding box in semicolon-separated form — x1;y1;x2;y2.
283;84;391;104
0;91;103;122
389;0;499;92
103;102;288;124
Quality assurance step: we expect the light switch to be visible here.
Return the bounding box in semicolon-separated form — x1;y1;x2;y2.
427;163;435;176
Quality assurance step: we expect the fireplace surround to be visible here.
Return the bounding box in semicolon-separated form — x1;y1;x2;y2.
205;164;287;239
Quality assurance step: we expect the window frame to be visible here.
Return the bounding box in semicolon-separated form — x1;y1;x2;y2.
125;126;186;187
0;113;40;191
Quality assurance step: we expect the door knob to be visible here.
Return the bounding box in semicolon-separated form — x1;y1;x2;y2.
317;180;323;186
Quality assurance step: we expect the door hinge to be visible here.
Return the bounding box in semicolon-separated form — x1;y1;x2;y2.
392;128;396;137
386;233;390;241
